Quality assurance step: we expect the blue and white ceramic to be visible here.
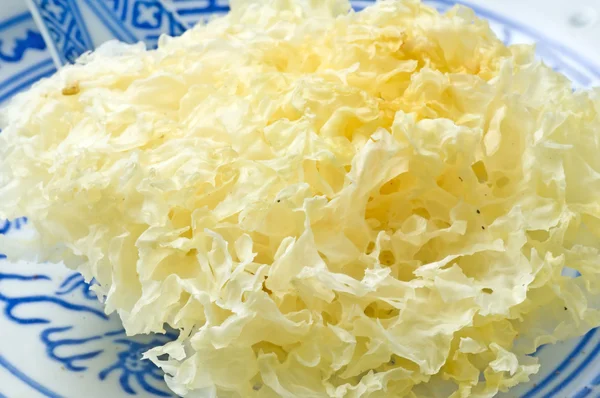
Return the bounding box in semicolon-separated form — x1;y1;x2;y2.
26;0;187;66
1;1;600;397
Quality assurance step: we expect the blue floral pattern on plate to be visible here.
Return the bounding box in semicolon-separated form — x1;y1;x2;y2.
0;8;55;104
27;0;187;66
1;0;600;396
0;224;177;397
26;0;94;65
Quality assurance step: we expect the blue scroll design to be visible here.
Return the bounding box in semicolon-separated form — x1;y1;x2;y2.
0;270;176;396
28;0;94;64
